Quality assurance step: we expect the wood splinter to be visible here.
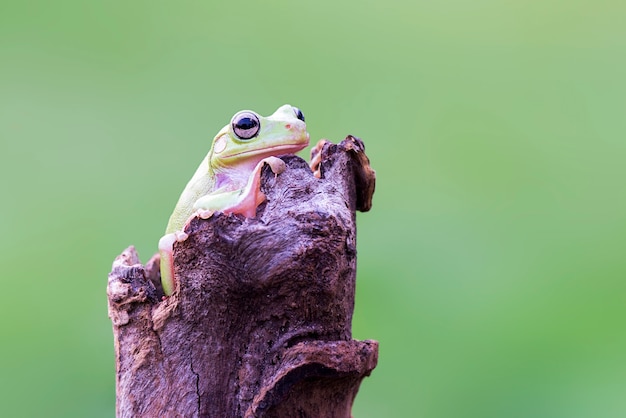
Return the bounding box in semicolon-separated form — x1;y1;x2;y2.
108;136;378;417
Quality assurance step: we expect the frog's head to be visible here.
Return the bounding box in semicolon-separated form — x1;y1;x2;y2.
209;104;310;170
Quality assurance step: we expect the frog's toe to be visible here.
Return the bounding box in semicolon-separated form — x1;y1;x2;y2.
310;153;323;178
197;209;215;220
309;139;330;177
158;233;176;252
263;156;286;175
174;230;189;242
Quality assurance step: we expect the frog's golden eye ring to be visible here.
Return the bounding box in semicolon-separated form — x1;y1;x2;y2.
293;107;305;122
232;111;260;140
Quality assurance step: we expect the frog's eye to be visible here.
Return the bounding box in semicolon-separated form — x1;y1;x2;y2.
232;111;260;140
293;107;305;122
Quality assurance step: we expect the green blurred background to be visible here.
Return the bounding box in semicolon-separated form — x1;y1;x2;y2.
1;1;625;416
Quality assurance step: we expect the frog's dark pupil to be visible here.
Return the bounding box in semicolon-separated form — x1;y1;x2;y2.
237;117;256;131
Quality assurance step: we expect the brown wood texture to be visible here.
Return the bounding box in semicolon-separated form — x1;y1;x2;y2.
107;136;377;417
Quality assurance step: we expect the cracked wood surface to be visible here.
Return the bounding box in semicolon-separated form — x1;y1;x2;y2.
108;136;377;417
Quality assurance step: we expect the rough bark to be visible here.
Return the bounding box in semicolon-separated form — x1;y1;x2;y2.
107;136;378;417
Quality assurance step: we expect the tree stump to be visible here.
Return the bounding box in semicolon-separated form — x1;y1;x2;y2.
107;136;378;417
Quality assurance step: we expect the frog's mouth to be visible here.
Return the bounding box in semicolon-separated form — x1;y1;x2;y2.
224;142;309;159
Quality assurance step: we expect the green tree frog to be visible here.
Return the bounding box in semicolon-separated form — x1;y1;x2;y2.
159;105;310;295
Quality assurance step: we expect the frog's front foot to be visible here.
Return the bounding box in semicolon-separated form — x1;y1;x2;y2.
226;156;286;216
196;157;286;219
310;139;330;178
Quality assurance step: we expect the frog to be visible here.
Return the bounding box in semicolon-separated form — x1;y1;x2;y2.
158;104;310;295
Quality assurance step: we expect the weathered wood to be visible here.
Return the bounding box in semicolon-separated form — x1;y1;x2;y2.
108;136;377;417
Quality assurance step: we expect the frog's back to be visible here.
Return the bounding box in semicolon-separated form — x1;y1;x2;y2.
165;156;215;233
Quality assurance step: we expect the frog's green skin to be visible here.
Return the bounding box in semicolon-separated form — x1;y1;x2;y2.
158;105;309;295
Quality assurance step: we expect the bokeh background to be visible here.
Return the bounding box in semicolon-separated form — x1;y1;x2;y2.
2;1;625;417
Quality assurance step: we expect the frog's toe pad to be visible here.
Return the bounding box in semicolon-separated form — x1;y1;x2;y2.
197;209;215;220
174;231;189;242
263;156;286;175
158;233;175;252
